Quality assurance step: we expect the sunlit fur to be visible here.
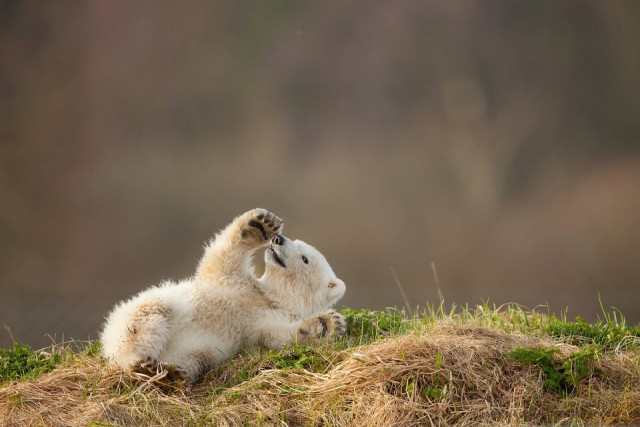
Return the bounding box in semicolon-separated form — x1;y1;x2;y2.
100;209;346;382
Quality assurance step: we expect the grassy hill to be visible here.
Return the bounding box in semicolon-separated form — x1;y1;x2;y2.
2;304;640;426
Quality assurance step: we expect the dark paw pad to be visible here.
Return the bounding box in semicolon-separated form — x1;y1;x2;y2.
244;209;283;242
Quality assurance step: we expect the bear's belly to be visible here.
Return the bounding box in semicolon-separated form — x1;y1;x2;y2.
159;324;243;367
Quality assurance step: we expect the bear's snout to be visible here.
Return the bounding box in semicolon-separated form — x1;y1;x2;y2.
272;235;285;246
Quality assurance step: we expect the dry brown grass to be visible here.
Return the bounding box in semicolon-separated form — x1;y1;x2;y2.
2;321;640;426
208;323;640;426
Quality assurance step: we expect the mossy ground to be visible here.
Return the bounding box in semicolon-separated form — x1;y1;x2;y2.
2;303;640;426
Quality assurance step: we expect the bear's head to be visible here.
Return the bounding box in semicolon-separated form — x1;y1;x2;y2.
260;234;346;318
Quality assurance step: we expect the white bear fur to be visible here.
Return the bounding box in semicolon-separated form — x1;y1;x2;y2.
100;209;346;382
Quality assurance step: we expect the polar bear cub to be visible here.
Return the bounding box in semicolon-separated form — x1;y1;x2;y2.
100;209;346;383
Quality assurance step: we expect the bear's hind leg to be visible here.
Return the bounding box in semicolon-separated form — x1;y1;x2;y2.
108;301;172;373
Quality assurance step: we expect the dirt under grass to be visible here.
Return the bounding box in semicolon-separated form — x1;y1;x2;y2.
1;306;640;426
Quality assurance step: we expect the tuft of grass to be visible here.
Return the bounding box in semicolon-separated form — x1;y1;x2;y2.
546;314;640;349
507;345;600;394
0;344;64;382
266;344;320;371
342;307;409;343
0;340;100;383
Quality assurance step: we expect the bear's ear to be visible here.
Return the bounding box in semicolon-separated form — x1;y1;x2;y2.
328;278;345;289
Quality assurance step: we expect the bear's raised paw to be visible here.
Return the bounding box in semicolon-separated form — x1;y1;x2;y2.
240;208;283;243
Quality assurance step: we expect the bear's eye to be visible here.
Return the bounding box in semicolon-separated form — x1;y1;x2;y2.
302;255;309;264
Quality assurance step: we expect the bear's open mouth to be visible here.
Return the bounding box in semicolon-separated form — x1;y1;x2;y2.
269;247;286;268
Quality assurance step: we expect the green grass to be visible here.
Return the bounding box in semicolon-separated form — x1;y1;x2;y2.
545;314;640;349
507;345;600;394
2;302;640;425
0;340;100;382
200;301;640;399
2;302;638;386
0;344;64;382
343;301;640;351
342;307;409;342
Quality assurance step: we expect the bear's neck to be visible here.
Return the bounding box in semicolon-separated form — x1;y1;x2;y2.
258;274;324;319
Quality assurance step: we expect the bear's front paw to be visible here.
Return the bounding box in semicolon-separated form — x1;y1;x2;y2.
328;310;347;338
240;208;283;244
318;309;347;339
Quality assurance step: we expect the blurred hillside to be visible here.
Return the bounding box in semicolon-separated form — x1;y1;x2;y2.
1;1;639;348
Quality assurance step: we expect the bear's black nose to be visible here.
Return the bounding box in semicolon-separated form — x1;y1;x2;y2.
272;235;284;246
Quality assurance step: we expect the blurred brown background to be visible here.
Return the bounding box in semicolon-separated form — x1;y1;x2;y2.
1;1;639;348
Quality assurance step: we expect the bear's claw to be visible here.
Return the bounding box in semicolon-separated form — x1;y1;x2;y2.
162;364;190;383
331;311;348;338
134;356;159;375
317;309;347;339
242;209;283;243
